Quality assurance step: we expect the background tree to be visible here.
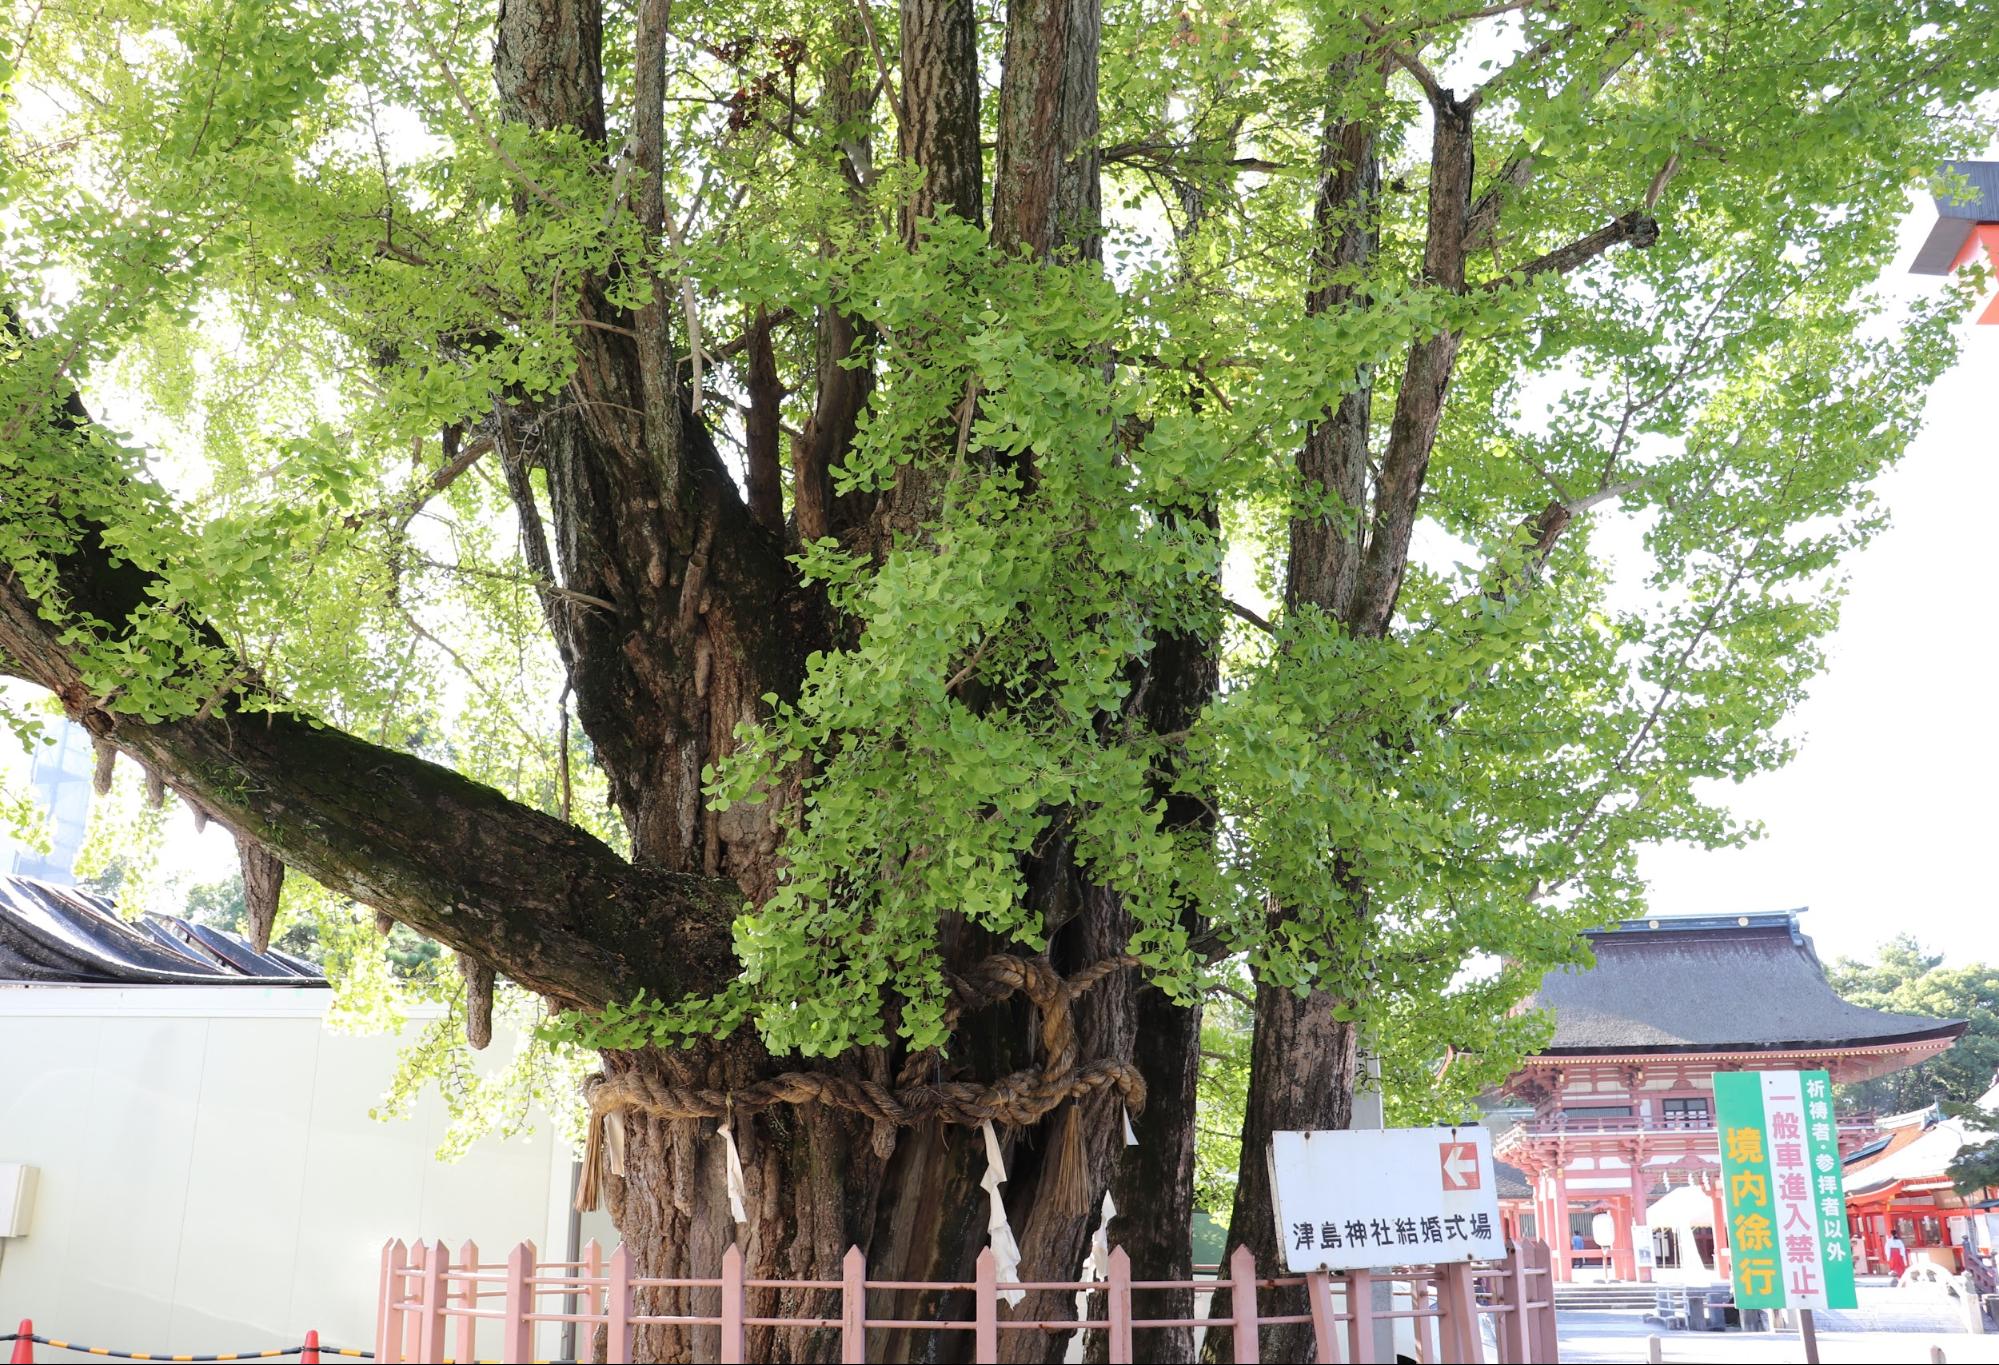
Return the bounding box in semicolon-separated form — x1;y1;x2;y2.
1832;937;1999;1113
0;0;1992;1360
1950;1138;1999;1196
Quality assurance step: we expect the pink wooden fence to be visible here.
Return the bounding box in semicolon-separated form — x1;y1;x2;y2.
377;1237;1557;1363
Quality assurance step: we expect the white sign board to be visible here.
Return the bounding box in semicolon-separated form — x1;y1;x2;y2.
1269;1127;1504;1272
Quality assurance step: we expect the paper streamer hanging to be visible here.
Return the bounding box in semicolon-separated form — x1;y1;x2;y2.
717;1112;750;1225
980;1119;1027;1307
1122;1105;1139;1146
605;1110;628;1177
1075;1189;1118;1320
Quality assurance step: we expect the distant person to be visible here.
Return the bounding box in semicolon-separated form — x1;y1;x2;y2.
1885;1231;1909;1276
1573;1231;1586;1251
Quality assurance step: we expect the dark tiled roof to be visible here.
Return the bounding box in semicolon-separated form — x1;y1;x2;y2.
1525;913;1964;1055
1911;160;1999;274
1494;1160;1532;1201
0;874;324;985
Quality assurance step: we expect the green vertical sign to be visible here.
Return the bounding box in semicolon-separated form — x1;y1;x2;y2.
1714;1072;1782;1307
1800;1070;1858;1308
1713;1069;1856;1310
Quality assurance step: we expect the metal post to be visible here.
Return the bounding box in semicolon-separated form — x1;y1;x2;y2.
1646;1334;1663;1363
1800;1308;1819;1365
1355;1046;1397;1360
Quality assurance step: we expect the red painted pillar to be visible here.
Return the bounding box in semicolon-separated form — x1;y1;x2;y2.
1708;1179;1731;1280
1553;1168;1573;1283
1630;1163;1654;1284
9;1321;31;1365
1611;1195;1636;1281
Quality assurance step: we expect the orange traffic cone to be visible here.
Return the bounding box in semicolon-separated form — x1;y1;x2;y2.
9;1319;32;1364
302;1329;319;1364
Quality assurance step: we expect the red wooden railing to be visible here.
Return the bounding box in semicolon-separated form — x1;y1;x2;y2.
375;1237;1558;1363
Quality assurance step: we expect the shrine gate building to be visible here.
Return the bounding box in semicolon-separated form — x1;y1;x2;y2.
1492;912;1964;1283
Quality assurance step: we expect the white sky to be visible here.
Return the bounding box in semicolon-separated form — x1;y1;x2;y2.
1637;193;1999;967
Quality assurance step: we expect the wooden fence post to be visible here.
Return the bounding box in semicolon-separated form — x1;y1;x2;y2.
416;1239;449;1363
720;1244;746;1365
376;1240;403;1365
1106;1247;1132;1364
455;1241;479;1365
1533;1242;1560;1362
843;1245;868;1363
1346;1269;1376;1365
1228;1244;1261;1364
975;1249;999;1364
1305;1273;1339;1365
583;1239;603;1318
607;1244;633;1365
1496;1248;1528;1363
502;1241;535;1364
402;1242;424;1364
1441;1262;1485;1365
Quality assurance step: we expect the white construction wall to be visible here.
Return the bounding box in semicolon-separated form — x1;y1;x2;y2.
0;985;612;1359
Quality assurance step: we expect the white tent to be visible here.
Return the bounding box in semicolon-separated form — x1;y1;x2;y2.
1647;1183;1716;1278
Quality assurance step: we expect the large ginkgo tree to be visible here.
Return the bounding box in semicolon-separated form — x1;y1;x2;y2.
1;0;1990;1358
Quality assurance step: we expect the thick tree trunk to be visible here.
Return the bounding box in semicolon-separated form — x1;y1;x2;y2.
7;0;1208;1358
1203;990;1360;1363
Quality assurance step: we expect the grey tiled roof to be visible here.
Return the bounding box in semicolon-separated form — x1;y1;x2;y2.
1525;913;1963;1054
0;874;324;985
1911;160;1999;274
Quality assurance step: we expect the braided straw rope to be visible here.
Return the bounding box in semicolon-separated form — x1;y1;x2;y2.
576;953;1143;1209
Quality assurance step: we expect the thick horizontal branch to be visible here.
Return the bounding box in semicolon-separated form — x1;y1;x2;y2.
1499;210;1660;285
0;389;740;1011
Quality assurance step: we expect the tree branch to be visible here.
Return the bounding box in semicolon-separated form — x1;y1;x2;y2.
0;391;740;1010
1348;94;1475;635
1461;21;1580;114
1497;210;1660;285
1358;17;1447;106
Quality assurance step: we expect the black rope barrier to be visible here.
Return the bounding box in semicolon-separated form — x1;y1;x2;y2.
0;1328;588;1363
0;1333;371;1361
